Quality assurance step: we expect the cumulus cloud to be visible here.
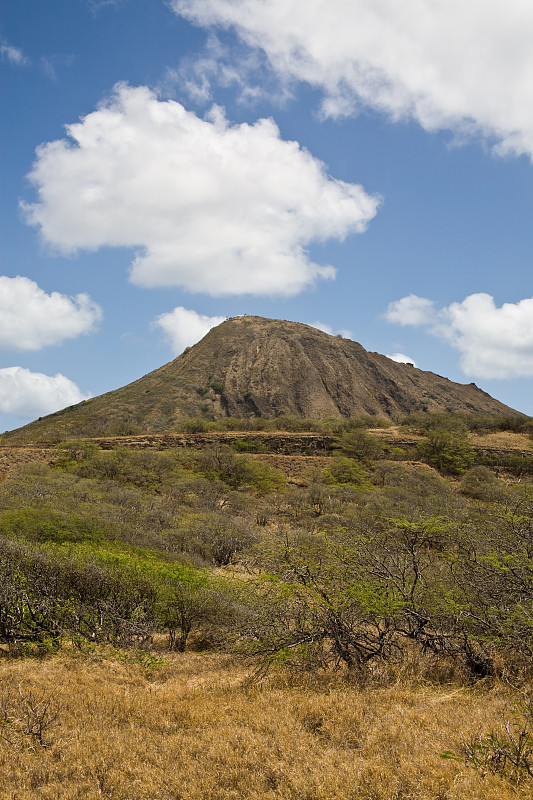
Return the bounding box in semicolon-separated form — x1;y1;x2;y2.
311;320;352;339
172;0;533;160
154;306;226;354
0;367;90;420
386;353;417;368
385;294;436;327
0;276;102;351
1;42;29;66
22;83;379;296
386;292;533;379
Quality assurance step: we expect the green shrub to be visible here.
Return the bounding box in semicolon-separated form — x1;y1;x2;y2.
460;466;501;500
217;417;250;431
271;416;322;432
231;438;266;453
322;457;369;487
417;431;475;475
194;446;285;494
230;458;286;494
477;451;533;475
334;430;384;462
180;418;210;433
0;507;105;545
56;446;179;489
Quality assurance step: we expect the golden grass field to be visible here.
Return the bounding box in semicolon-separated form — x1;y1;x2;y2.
0;650;530;800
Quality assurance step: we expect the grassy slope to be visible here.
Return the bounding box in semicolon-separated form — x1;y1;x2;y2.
0;651;528;800
2;424;533;798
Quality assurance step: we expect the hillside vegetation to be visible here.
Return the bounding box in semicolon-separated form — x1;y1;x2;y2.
2;412;533;798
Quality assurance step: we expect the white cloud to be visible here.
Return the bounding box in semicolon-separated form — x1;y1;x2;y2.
165;33;285;107
154;306;226;354
0;276;102;351
41;54;75;81
172;0;533;160
311;320;352;339
385;294;436;327
386;353;417;368
386;292;533;379
87;0;126;12
22;83;380;297
1;42;29;66
0;367;91;420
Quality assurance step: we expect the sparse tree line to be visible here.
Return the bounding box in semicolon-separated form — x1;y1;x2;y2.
0;417;532;682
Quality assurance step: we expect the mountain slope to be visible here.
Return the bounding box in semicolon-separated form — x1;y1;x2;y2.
3;316;521;442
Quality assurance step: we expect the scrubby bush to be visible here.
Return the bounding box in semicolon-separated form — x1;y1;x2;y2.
170;511;257;566
180;418;210;433
193;446;285;494
401;412;469;435
322;457;369;487
3;414;533;685
0;507;106;545
460;466;502;500
402;411;533;437
56;445;181;489
417;431;475;475
334;430;385;463
270;416;322;432
231;438;266;453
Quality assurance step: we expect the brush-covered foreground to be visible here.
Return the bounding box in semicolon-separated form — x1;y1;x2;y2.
2;413;533;798
1;650;532;800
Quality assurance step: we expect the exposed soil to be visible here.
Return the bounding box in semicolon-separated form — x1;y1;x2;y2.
0;447;56;480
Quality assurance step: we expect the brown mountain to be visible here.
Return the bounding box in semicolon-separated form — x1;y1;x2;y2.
3;316;522;442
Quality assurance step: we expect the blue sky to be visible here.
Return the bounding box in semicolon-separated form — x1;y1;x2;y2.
1;0;533;431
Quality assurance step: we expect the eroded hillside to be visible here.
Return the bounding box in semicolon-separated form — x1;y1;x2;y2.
2;316;522;442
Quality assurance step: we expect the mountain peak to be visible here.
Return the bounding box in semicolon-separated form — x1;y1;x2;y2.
3;316;521;441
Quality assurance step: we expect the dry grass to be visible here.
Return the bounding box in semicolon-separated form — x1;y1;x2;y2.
374;426;533;454
0;651;529;800
467;431;533;451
